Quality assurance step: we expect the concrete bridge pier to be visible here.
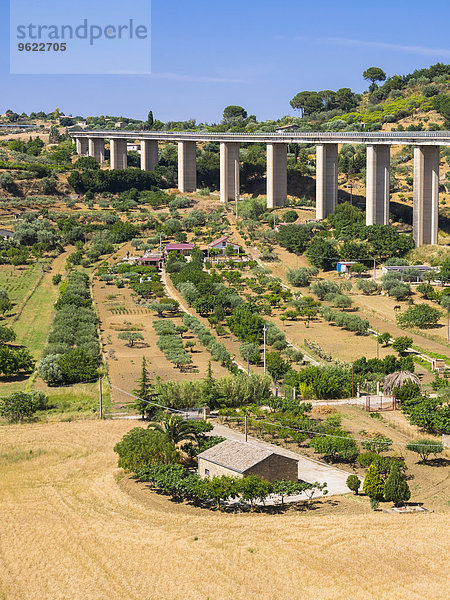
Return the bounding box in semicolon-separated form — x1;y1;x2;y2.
76;138;89;156
413;145;439;246
88;138;105;163
316;143;338;219
141;139;159;171
220;142;240;202
178;141;197;193
366;144;390;225
110;139;128;169
267;143;287;208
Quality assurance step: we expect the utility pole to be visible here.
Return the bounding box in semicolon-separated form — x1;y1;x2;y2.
244;414;248;442
263;325;267;375
376;328;379;359
373;258;376;279
351;365;354;398
99;376;103;420
247;352;250;377
234;157;239;221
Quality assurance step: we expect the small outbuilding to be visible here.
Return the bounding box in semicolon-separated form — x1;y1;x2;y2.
198;439;298;482
0;229;14;240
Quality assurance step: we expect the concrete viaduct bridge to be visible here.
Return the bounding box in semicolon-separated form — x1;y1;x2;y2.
70;130;450;246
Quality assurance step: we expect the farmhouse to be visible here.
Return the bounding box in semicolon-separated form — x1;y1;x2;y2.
198;439;298;482
164;242;194;257
275;124;300;133
203;235;239;256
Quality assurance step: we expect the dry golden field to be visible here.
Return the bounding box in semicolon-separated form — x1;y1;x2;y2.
0;419;449;600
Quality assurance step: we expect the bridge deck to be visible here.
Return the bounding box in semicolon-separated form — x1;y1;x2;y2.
70;130;450;146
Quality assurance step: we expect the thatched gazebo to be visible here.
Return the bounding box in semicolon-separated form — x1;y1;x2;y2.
383;371;420;396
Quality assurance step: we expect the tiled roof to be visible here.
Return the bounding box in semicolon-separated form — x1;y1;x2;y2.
198;440;281;473
207;235;228;248
165;243;194;250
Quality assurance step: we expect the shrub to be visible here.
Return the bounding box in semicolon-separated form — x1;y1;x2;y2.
346;474;361;495
0;392;43;423
37;354;63;384
361;435;393;454
52;274;62;285
362;464;384;500
310;433;359;462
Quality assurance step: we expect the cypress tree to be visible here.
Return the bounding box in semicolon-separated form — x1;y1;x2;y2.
133;357;157;419
362;464;384;501
384;463;411;507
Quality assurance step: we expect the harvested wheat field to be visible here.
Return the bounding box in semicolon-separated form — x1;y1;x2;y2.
0;420;449;600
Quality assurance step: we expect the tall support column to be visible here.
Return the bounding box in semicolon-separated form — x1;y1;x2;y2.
88;138;105;163
413;145;439;246
220;142;240;202
76;138;88;155
177;141;197;192
267;143;287;208
109;139;127;170
141;139;159;171
316;143;338;219
366;144;390;225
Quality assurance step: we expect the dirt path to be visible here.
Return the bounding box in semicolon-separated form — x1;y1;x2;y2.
0;419;448;600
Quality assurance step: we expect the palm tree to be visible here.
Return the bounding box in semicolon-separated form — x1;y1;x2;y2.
383;371;420;396
148;413;197;445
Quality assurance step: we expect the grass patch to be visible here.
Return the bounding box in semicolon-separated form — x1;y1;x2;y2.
40;382;111;419
0;447;45;466
0;263;43;305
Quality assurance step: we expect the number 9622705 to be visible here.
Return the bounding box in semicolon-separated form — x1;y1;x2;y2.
18;43;67;51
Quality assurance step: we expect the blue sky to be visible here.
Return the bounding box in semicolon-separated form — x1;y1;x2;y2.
1;0;449;122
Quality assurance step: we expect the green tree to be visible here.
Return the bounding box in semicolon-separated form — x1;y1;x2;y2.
133;356;157;419
266;351;291;383
202;475;239;510
223;105;247;121
379;332;391;346
238;475;272;511
57;348;97;384
406;438;443;463
357;279;379;295
392;336;413;355
397;304;441;328
0;346;34;377
148;413;197;445
118;331;144;347
350;263;368;277
362;464;384;501
383;463;410;507
363;67;387;92
346;474;361;495
114;427;179;473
